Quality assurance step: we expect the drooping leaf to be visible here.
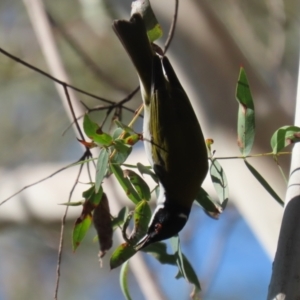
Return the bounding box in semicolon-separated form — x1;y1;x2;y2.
59;200;84;206
110;163;142;204
114;120;136;134
112;207;129;230
93;193;113;258
210;159;229;209
236;67;255;156
120;261;132;300
95;149;109;193
112;127;124;140
124;170;151;201
110;243;137;270
194;187;222;219
170;236;201;299
72;215;92;251
270;125;300;154
244;159;284;206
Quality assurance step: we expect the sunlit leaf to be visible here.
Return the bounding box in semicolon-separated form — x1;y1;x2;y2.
210;159;229;209
244;159;284;206
120;261;132;300
95;149;109;193
114;120;135;134
236;67;255;156
124;134;140;146
72;215;92;251
110;243;136;270
83;114;112;146
112;127;124;140
110;163;141;204
59;200;84;206
130;200;151;243
270;125;300;154
124;170;151;201
194;188;222;219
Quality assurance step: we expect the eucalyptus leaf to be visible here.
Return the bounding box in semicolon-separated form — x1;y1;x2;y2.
95;149;109;193
120;261;132;300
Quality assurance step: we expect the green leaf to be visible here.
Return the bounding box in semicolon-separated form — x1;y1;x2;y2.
87;185;103;206
83;114;112;146
130;200;151;243
82;185;95;199
137;162;158;183
72;215;92;251
83;114;99;138
112;127;124;140
170;236;201;299
194;188;222;219
210;159;229;209
236;67;255;156
112;140;132;165
112;207;129;230
124;170;151;201
59;200;84;206
110;243;137;269
110;163;142;204
95;149;109;193
270;125;300;154
120;261;132;300
142;242;176;265
114;120;135;134
131;0;163;42
244;159;284;206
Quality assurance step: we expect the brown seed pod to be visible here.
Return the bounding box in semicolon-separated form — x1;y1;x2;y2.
92;193;113;258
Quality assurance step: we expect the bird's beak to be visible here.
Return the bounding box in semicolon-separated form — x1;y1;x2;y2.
134;234;151;251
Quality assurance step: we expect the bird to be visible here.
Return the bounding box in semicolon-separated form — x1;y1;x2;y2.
113;13;208;249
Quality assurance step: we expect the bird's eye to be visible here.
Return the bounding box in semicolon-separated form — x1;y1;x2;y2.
154;223;162;233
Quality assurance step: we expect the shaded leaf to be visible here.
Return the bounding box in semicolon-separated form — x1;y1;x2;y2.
112;140;132;164
93;193;113;258
137;162;158;183
124;170;151;201
244;159;284;206
236;67;255;156
142;242;176;265
194;187;222;219
210;159;229;209
73;215;92;251
95;149;109;193
170;236;201;299
120;261;132;300
270;125;300;154
110;163;141;204
112;127;124;140
114;120;135;134
112;207;129;230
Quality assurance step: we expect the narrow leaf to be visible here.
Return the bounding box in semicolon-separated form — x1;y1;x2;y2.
244;160;284;206
194;188;222;219
112;127;124;140
114;120;135;134
72;215;92;251
120;261;132;300
270;125;300;154
112;207;129;230
236;67;255;156
137;162;158;183
210;159;229;209
110;163;141;204
170;236;201;299
112;140;132;165
142;242;176;265
95;149;109;193
124;170;151;201
110;243;137;269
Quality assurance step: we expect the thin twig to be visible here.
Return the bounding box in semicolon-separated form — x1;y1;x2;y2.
164;0;179;54
54;153;86;300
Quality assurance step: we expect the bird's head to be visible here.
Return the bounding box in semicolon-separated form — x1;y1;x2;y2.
135;201;190;250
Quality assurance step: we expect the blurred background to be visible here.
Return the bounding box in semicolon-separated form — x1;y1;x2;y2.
0;0;299;299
